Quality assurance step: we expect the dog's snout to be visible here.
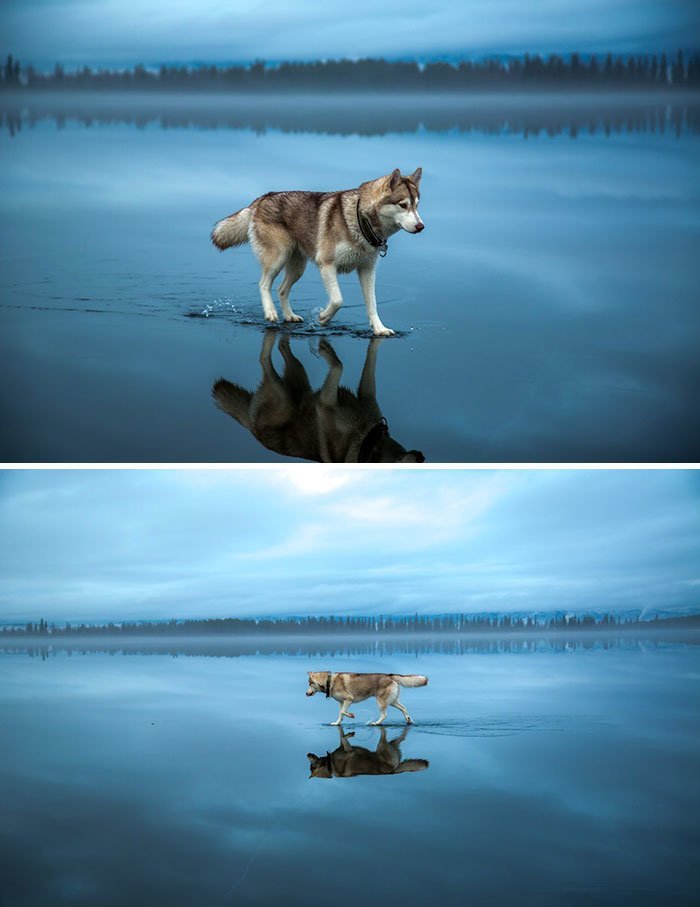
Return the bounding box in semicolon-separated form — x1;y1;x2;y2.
306;689;314;696
414;223;425;233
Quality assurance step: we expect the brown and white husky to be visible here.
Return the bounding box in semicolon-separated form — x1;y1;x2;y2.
307;726;429;779
211;168;424;336
306;671;428;726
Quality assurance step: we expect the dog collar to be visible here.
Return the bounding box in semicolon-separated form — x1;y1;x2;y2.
358;417;389;462
356;199;388;257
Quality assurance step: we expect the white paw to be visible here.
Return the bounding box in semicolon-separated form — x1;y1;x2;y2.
373;325;395;337
284;314;303;323
330;720;342;726
264;311;279;323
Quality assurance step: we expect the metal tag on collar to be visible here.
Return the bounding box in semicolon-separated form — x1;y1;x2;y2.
378;242;388;257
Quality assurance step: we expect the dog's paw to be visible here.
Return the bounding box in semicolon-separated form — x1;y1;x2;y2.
264;311;279;323
373;325;395;337
330;720;342;726
345;711;355;719
284;313;303;323
405;716;413;724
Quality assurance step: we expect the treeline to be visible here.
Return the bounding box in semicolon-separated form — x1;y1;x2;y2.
4;96;698;140
1;51;700;93
3;611;699;638
10;635;692;662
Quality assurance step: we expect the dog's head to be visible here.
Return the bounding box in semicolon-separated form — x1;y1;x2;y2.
368;432;425;464
306;670;330;696
307;752;333;779
375;167;424;234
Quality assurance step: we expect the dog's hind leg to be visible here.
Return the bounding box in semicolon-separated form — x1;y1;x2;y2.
278;251;306;323
259;330;281;382
391;699;412;725
252;224;292;323
259;259;285;323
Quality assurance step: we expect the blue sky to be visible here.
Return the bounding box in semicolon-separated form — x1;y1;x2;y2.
2;1;698;68
0;469;698;624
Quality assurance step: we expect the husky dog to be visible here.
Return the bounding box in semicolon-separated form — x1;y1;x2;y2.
211;168;424;336
306;671;428;726
212;332;425;462
307;726;429;779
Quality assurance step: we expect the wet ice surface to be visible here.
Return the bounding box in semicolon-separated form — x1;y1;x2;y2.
1;94;699;461
0;637;698;906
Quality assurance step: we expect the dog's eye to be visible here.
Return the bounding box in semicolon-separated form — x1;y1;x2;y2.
400;201;410;209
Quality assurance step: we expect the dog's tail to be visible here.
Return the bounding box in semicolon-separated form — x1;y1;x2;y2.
212;379;253;429
392;674;428;688
396;759;430;774
211;206;252;250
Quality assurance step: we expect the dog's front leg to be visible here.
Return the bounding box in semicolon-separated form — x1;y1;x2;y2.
317;340;343;407
358;266;394;337
330;701;345;726
358;337;383;403
318;264;343;326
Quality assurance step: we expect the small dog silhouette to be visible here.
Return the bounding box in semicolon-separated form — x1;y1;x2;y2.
307;726;429;779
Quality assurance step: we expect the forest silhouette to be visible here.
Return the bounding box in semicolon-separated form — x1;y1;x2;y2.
2;51;699;92
3;611;698;640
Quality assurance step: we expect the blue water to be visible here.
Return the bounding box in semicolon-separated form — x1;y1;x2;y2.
1;94;699;461
1;637;698;905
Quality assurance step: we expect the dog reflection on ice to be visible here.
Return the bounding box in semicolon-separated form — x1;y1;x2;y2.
212;332;424;463
307;726;429;779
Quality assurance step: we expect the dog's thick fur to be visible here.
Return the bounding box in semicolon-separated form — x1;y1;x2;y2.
212;332;424;462
307;726;428;779
306;670;428;726
211;168;424;336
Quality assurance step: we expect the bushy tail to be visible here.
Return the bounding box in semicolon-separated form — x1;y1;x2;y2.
393;674;428;688
212;380;253;429
396;759;430;773
211;207;252;250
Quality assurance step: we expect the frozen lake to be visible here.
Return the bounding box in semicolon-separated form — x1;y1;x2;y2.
1;93;699;462
1;635;698;906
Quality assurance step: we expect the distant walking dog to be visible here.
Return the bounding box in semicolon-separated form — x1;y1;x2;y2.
307;726;429;779
306;671;428;725
211;168;424;336
212;332;425;462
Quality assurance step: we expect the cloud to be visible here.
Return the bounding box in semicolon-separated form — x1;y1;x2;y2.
2;1;698;66
0;468;698;623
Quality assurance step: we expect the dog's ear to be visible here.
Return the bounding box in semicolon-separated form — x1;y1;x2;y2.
307;753;318;762
409;167;422;186
387;168;401;190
